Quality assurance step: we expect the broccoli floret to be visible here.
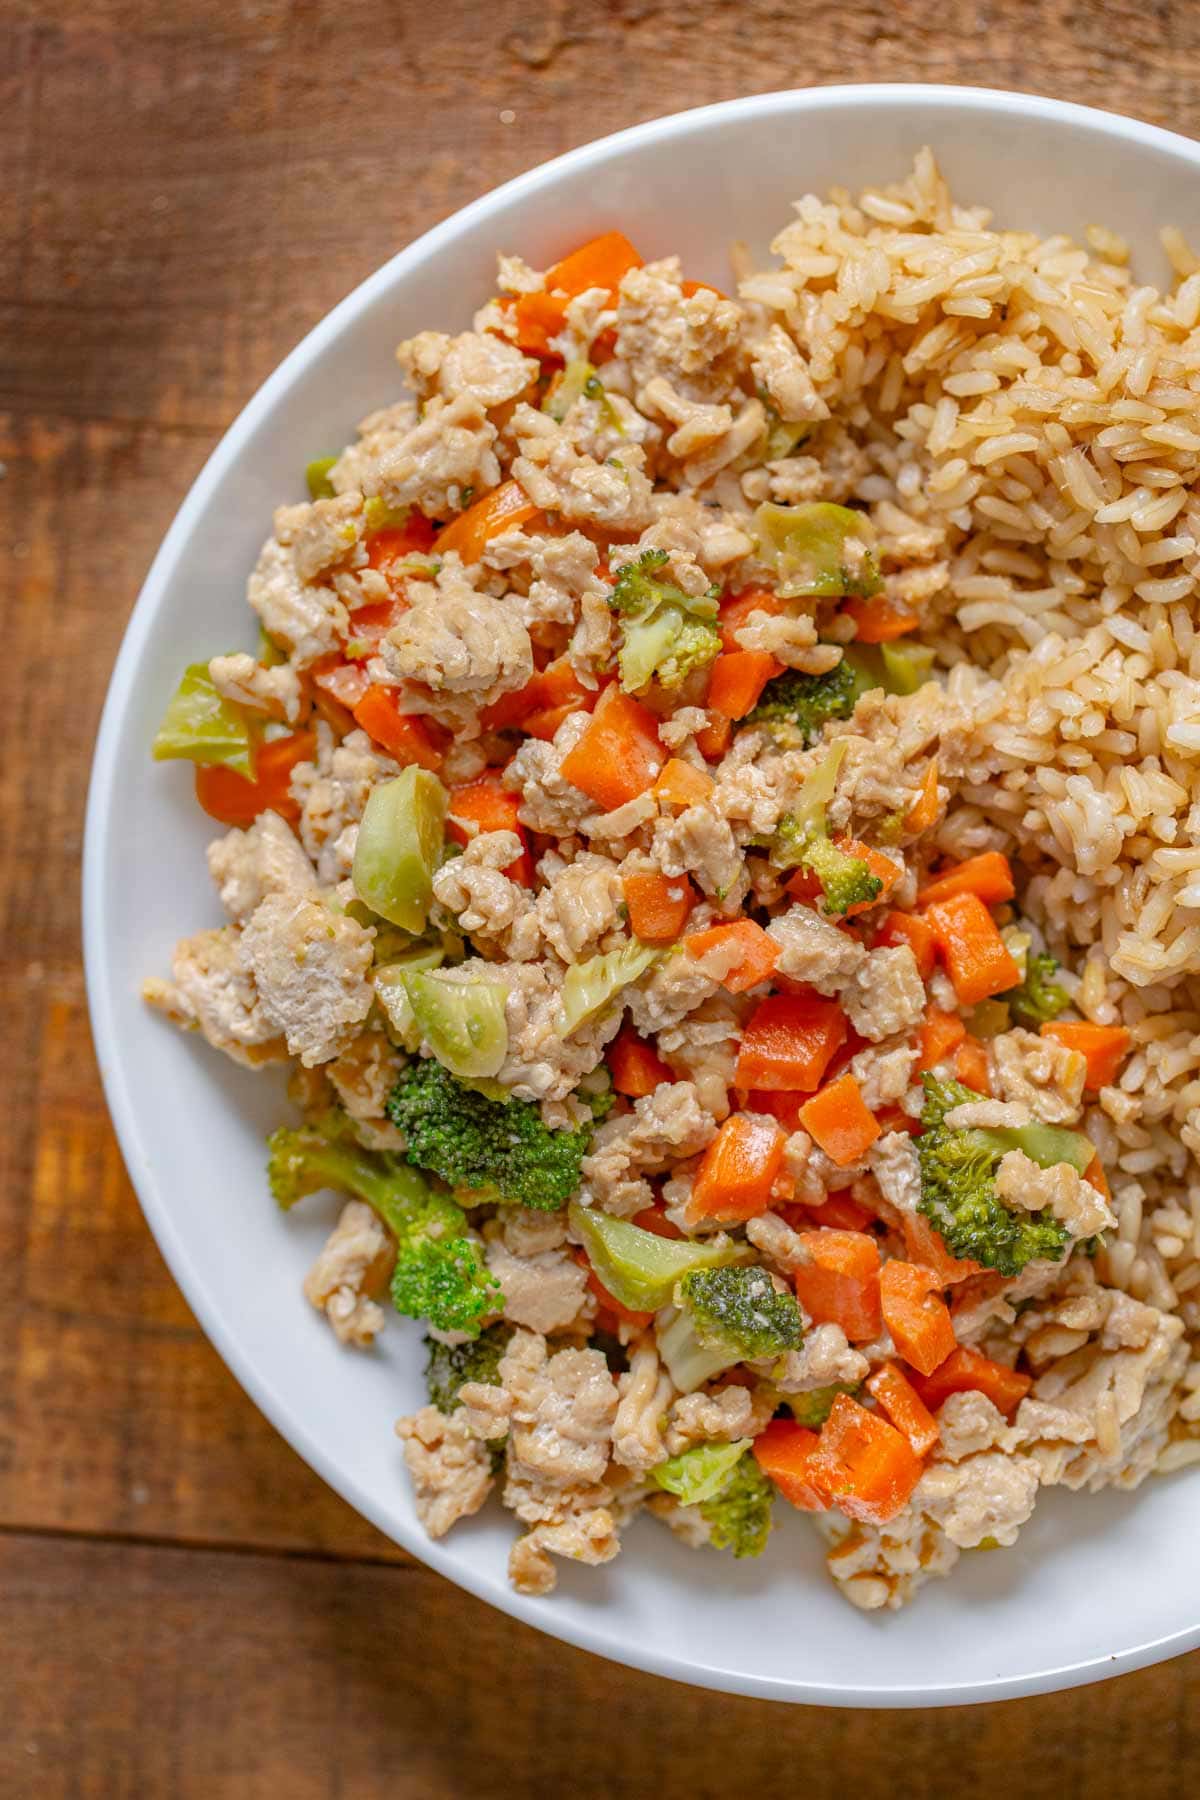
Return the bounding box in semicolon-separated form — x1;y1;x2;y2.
748;658;864;741
267;1119;501;1335
1003;949;1070;1026
608;548;721;693
701;1452;775;1559
424;1323;513;1416
915;1075;1071;1277
387;1057;590;1211
773;741;883;916
659;1265;804;1391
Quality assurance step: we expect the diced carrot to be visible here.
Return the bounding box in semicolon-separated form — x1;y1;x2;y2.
953;1034;992;1094
480;655;593;736
590;324;618;364
798;1073;881;1168
875;909;937;979
631;1203;684;1241
718;586;783;652
365;514;436;576
837;838;902;918
874;1103;920;1137
917;851;1015;909
879;1260;957;1377
842;594;921;643
793;1229;882;1342
351;688;446;771
741;1090;807;1132
695;713;733;761
866;1362;940;1457
1040;1021;1131;1090
1084;1152;1111;1202
900;1212;984;1285
511;290;568;356
706;650;782;720
735;993;849;1093
559;684;665;810
684;919;780;994
610;1027;673;1099
194;729;316;829
312;659;370;709
914;1008;967;1072
924;892;1022;1007
432;480;543;563
804;1193;874;1232
806;1395;924;1525
621;869;695;943
446;776;531;884
652;757;714;807
903;760;940;834
686;1112;786;1226
752;1419;829;1512
546;229;643;299
909;1345;1032;1419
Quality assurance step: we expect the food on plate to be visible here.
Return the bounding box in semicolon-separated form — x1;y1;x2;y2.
144;153;1200;1608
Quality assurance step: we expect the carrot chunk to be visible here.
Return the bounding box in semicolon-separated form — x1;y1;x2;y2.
952;1034;992;1094
609;1027;673;1099
793;1229;882;1342
717;585;783;651
798;1073;880;1168
446;776;532;884
651;758;714;807
917;851;1015;908
903;760;940;834
915;1008;967;1072
559;684;665;810
1040;1021;1131;1090
924;892;1022;1006
735;993;848;1093
875;909;937;979
866;1361;940;1457
900;1212;984;1285
806;1395;924;1524
909;1345;1032;1418
684;919;780;994
194;729;316;829
546;230;642;299
879;1260;957;1377
621;869;695;943
842;593;921;643
686;1112;786;1226
752;1419;829;1512
351;688;446;771
706;649;782;720
432;479;543;563
695;713;733;761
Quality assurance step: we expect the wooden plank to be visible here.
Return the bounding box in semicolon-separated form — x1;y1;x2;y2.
1;1530;1198;1800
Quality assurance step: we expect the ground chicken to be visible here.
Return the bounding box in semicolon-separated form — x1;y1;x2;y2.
841;945;926;1042
327;1028;403;1130
994;1150;1115;1239
238;895;374;1066
934;1391;1010;1462
991;1027;1087;1124
655;992;745;1120
483;1213;589;1336
143;926;286;1066
663;1383;774;1455
246;495;367;665
382;564;532;711
395;1405;495;1538
368;391;500;517
767;901;868;993
651;804;745;902
327;399;418;495
495;960;619;1102
432;832;540;960
614;263;748;405
206;810;316;925
397;328;537;407
749;322;829;423
773;1324;870;1391
507;712;595;838
290;725;399;883
916;1450;1041;1550
303;1200;393;1347
612;1338;675;1474
483;527;607;631
511;404;655;533
581;1083;718;1217
534;852;624;964
208;652;304;724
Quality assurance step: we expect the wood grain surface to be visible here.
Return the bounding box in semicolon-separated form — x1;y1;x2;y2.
4;2;1200;1793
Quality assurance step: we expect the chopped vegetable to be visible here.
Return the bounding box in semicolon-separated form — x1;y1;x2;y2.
546;229;642;300
568;1200;736;1311
652;1438;751;1505
917;851;1015;909
608;549;721;693
735;991;848;1092
267;1119;499;1335
695;713;733;760
752;1418;828;1511
683;919;780;993
402;968;509;1079
902;760;940;833
924;892;1023;1006
352;765;447;933
881;641;936;694
792;1229;882;1342
305;455;338;501
542;358;594;422
876;909;937;979
707;649;782;720
558;683;665;810
153;663;257;778
864;1361;940;1457
909;1344;1032;1418
373;944;447;1051
901;1210;984;1285
685;1112;787;1225
915;1008;967;1072
556;941;659;1037
752;501;883;599
804;1394;924;1525
446;775;532;884
952;1035;991;1094
609;1026;673;1097
784;1382;861;1428
432;480;542;562
718;584;784;651
352;686;445;770
879;1259;957;1376
701;1451;775;1557
842;592;921;643
390;1058;591;1209
621;870;695;943
798;1072;880;1167
1003;949;1070;1027
774;743;884;916
1040;1020;1131;1089
659;1264;804;1391
425;1323;513;1417
652;757;714;807
747;657;865;742
194;728;315;829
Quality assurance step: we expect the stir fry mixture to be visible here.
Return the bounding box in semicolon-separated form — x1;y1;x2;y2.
146;154;1200;1607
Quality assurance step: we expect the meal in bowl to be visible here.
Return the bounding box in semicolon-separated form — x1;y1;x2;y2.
143;149;1200;1609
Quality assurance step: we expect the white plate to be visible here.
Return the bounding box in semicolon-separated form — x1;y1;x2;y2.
84;84;1200;1706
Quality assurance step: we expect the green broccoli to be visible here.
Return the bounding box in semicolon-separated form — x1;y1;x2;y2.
915;1074;1091;1277
267;1119;501;1335
701;1452;775;1558
424;1323;513;1416
773;740;883;916
658;1265;804;1392
748;658;865;742
608;548;721;693
1003;949;1070;1026
784;1382;861;1427
387;1057;591;1211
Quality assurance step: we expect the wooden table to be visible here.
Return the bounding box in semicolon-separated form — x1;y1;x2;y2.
5;3;1200;1791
